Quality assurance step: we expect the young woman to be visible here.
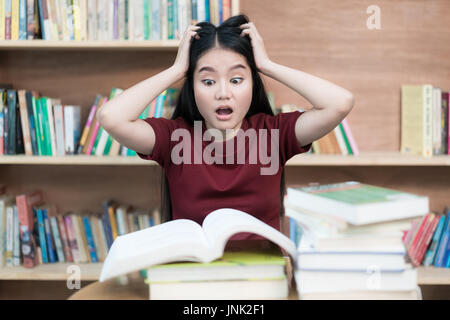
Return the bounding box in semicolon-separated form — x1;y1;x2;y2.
97;15;354;240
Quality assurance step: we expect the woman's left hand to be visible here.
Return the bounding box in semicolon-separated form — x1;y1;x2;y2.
240;22;272;74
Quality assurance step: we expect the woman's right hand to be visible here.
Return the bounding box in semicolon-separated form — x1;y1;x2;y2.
172;25;201;77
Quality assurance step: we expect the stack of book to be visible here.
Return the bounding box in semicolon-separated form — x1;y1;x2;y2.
99;208;298;300
146;241;288;300
286;181;429;300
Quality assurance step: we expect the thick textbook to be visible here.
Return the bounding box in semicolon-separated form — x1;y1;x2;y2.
287;181;429;225
99;208;296;282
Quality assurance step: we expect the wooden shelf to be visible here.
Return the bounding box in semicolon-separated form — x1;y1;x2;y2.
0;40;180;50
0;263;448;284
0;153;449;166
0;263;103;281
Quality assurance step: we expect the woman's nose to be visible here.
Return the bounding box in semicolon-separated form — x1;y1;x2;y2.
215;82;231;99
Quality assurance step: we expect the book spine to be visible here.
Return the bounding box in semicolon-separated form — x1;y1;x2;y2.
36;208;48;263
17;91;33;156
341;117;359;156
12;205;21;266
82;216;98;262
26;0;35;39
5;206;14;266
64;215;80;263
0;0;5;41
7;90;17;155
108;205;118;240
46;99;57;156
415;215;439;266
25;92;38;155
77;101;98;154
423;85;433;157
16;193;40;268
50;216;65;262
77;215;91;262
43;208;56;263
97;217;109;258
10;0;19;40
434;216;450;267
89;216;103;261
57;215;73;263
424;215;446;266
18;0;27;39
53;104;66;156
41;97;52;156
72;214;88;262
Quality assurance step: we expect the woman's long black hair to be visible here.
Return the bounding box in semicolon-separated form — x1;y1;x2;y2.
160;14;288;227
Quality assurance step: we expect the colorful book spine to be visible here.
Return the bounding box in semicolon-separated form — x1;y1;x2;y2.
50;216;65;262
57;215;73;263
43;208;57;263
36;208;48;263
424;215;446;266
82;216;98;263
341;117;359;156
434;216;450;267
64;215;80;263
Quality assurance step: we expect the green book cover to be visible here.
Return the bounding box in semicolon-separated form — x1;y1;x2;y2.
148;247;285;270
294;181;421;205
40;97;52;156
91;126;102;155
338;123;353;155
36;98;47;155
167;0;174;39
31;96;42;156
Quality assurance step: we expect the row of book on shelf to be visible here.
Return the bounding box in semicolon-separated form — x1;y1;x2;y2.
99;181;432;300
0;84;362;157
0;0;240;41
0;85;177;156
0;186;161;268
401;85;450;156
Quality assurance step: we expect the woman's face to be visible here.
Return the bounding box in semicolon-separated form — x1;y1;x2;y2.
193;47;253;141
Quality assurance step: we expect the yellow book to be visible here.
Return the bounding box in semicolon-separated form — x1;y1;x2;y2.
11;0;19;40
71;213;88;262
72;0;81;40
401;84;433;157
108;204;119;241
0;0;5;40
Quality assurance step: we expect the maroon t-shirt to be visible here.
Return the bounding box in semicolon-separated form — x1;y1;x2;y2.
137;111;312;240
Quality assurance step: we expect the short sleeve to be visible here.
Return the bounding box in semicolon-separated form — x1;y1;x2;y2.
136;117;177;167
272;111;312;166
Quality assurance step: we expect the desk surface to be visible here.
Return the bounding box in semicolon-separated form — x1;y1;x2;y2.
68;272;299;300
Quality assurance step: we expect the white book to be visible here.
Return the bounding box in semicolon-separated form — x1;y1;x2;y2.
94;128;109;156
134;0;144;40
294;265;417;293
65;0;75;40
197;0;205;23
149;277;288;300
53;104;66;156
115;205;126;235
177;0;187;39
46;98;58;156
87;0;97;40
432;87;442;155
118;0;126;40
5;205;14;267
71;214;88;263
99;208;297;282
160;0;167;40
0;196;15;267
287;181;428;225
12;205;20;266
297;250;406;272
64;106;81;155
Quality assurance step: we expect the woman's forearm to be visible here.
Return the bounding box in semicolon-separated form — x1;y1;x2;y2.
261;61;354;112
97;65;185;127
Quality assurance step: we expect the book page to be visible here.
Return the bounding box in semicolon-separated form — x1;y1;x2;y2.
99;219;210;282
201;208;297;263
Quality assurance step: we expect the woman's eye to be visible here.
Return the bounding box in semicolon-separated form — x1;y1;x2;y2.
231;78;243;84
202;79;214;86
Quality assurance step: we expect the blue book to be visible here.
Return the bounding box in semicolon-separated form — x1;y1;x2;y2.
25;91;38;155
149;217;154;227
102;201;114;249
42;209;57;263
204;0;210;22
434;215;450;267
82;216;98;263
154;92;167;118
423;215;446;266
151;0;161;40
218;0;222;24
191;0;197;22
37;0;46;40
19;0;27;39
35;208;48;264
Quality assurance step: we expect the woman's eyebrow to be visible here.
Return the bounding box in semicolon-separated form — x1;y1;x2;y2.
198;64;247;73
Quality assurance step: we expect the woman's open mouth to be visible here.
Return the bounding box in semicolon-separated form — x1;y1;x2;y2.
215;106;233;121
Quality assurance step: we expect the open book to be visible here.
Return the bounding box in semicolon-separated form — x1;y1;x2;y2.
99;208;297;282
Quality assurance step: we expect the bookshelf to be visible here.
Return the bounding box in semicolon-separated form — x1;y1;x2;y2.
1;0;450;300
